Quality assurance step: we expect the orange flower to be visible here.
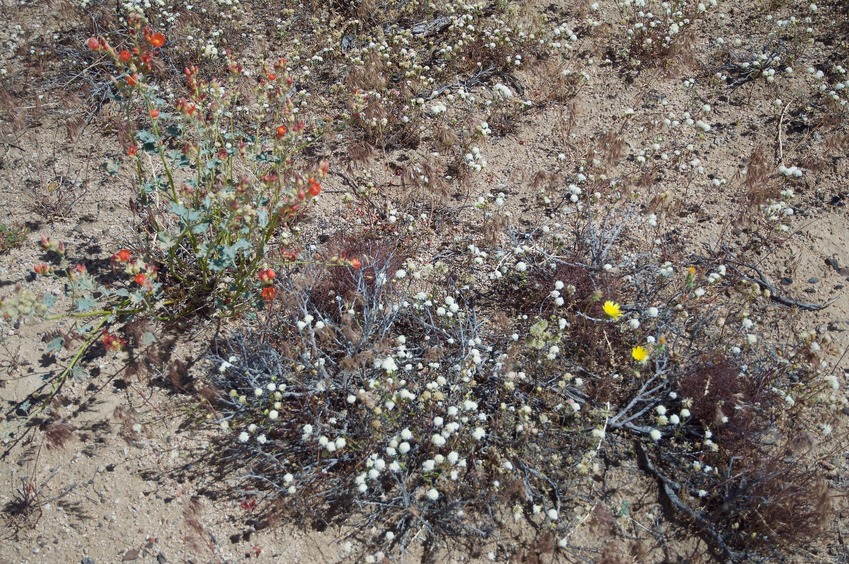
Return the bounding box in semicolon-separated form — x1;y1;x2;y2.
101;330;126;351
149;109;159;118
119;50;132;63
257;268;276;284
113;249;132;262
127;145;138;157
33;263;51;275
146;32;166;48
276;125;287;139
261;286;278;301
126;74;139;87
349;257;362;270
307;178;322;197
87;37;101;51
134;272;148;286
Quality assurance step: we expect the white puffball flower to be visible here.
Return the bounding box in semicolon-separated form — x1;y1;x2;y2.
302;424;313;435
347;394;357;404
399;441;411;454
648;306;660;317
268;410;279;420
220;420;230;431
669;414;680;425
283;473;294;483
257;434;267;445
629;318;640;330
386;531;395;541
656;405;667;416
401;428;413;440
547;508;559;521
447;451;459;464
422;459;436;472
426;488;440;501
433;416;444;427
254;388;264;397
472;427;486;440
515;261;528;272
335;437;347;449
432;434;446;447
680;409;691;418
248;424;257;433
649;429;662;441
238;431;249;443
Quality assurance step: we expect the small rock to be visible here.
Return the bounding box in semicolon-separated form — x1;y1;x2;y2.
808;277;819;284
81;558;95;564
780;277;793;285
122;548;139;561
156;554;167;564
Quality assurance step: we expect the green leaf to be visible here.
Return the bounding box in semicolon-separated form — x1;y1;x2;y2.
208;239;252;272
45;337;65;354
40;293;57;309
140;180;158;196
170;202;203;223
165;124;183;139
71;365;88;381
191;222;210;235
103;160;121;175
166;148;190;167
141;331;157;346
75;297;98;312
257;209;269;229
136;129;158;151
157;231;177;250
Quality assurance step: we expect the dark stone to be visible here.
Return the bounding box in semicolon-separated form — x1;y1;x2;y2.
780;277;793;285
808;277;819;284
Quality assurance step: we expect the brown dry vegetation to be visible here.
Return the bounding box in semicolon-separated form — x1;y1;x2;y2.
1;0;848;562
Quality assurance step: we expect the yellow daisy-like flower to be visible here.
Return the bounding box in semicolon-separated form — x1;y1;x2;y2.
632;346;649;363
603;300;623;319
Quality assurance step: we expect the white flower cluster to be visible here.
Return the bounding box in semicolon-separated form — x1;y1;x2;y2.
464;146;487;173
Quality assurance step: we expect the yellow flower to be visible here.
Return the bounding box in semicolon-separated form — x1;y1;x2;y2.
632;346;649;363
603;300;623;319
